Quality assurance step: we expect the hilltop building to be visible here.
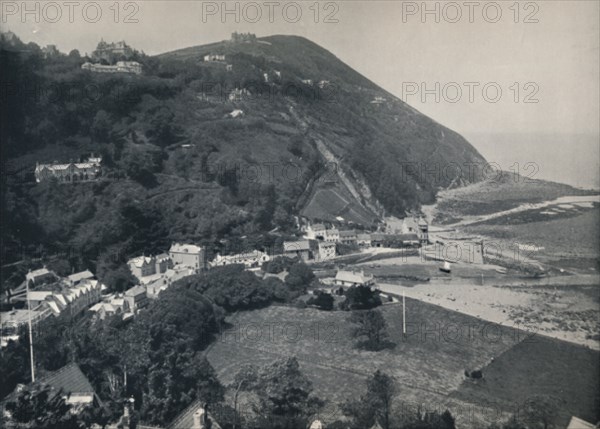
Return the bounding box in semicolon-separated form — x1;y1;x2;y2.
204;53;225;62
229;88;251;102
92;39;134;62
42;44;59;58
230;32;256;43
34;155;102;183
81;60;142;74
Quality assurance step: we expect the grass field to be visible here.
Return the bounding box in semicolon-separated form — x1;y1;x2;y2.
301;180;377;226
205;301;599;428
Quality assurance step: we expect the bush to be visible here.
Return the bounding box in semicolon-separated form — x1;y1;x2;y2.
262;256;296;274
285;261;316;292
306;291;334;311
340;285;382;311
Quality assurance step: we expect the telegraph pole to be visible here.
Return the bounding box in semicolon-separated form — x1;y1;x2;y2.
26;280;35;382
402;291;406;335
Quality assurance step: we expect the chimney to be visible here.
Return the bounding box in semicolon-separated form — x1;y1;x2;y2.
192;407;206;429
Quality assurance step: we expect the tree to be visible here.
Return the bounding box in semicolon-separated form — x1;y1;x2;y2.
68;49;81;59
229;365;259;429
342;370;396;429
285;261;315;292
401;410;457;429
340;285;382;311
306;291;334;311
252;357;323;429
518;395;561;429
349;310;392;351
91;110;111;142
5;383;82;429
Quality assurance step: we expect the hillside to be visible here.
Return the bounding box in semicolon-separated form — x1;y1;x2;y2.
3;32;485;288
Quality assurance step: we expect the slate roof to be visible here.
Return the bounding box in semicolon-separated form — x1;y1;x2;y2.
67;270;94;283
39;363;95;395
283;240;311;252
335;270;374;285
566;416;595;429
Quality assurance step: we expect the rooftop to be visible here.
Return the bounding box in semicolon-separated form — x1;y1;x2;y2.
335;270;374;285
125;285;146;297
39;363;95;395
67;270;94;283
283;240;311;252
169;243;203;254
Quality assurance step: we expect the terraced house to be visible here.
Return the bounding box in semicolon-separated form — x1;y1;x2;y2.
34;155;102;183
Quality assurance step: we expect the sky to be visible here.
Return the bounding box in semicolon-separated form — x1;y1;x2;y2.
2;0;599;187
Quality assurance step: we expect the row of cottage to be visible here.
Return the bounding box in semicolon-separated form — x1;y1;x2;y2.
304;217;429;246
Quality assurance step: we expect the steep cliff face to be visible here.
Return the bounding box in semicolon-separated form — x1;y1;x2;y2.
159;34;486;223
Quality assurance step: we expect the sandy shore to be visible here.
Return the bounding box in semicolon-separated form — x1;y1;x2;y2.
377;280;600;350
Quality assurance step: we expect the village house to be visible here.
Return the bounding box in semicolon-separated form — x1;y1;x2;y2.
370;96;387;104
338;230;358;245
566;416;595;429
370;233;387;248
90;294;131;321
124;285;148;313
169;243;206;271
326;227;340;243
21;278;103;319
25;266;56;285
81;60;143;74
1;308;50;347
370;232;420;248
2;363;100;420
334;269;375;288
229;109;244;118
104;399;226;429
210;250;271;269
204;53;226;62
317;241;336;261
283;240;316;262
48;280;104;318
127;253;172;281
67;270;95;287
301;79;313;85
386;216;429;244
145;266;196;298
305;223;328;240
228;88;251;102
34;155;102;183
357;233;372;248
